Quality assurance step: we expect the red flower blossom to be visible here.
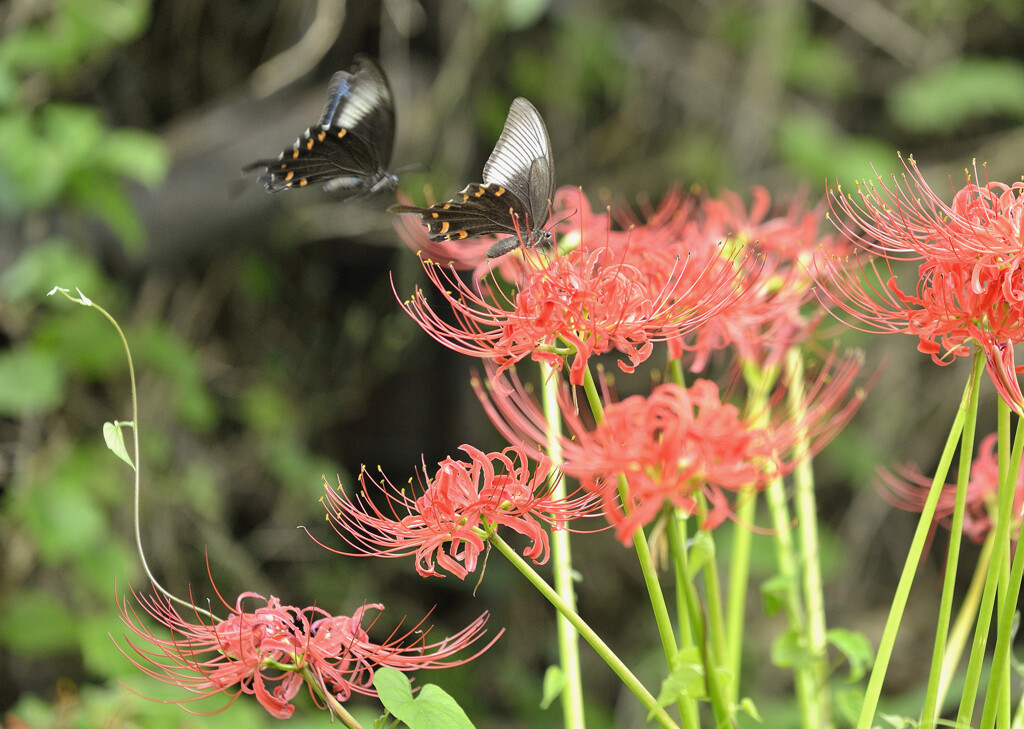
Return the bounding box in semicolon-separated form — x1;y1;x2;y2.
116;581;498;717
555;186;842;372
878;433;1024;543
817;155;1024;412
399;236;745;387
474;354;865;543
317;444;601;579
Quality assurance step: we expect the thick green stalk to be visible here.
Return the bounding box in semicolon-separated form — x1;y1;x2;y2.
956;406;1024;728
785;348;832;729
763;471;819;729
699;525;730;671
489;533;682;729
936;528;993;706
976;405;1024;729
667;514;703;728
856;372;974;729
579;366;693;723
725;488;755;697
540;363;587;729
669;514;734;729
725;361;776;697
920;350;983;727
301;665;364;728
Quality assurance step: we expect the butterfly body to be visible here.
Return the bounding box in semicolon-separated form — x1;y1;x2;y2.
244;55;396;195
389;97;554;258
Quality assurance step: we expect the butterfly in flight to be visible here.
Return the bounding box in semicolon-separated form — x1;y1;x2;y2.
389;97;555;259
244;54;397;195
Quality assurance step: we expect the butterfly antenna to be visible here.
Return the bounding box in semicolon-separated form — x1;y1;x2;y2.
393;160;424;174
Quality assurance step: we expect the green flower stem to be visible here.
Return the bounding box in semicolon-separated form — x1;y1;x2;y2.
725;487;755;695
667;514;703;729
920;350;983;728
688;497;740;728
668;514;734;729
698;530;729;673
763;470;818;729
725;361;778;704
956;405;1024;728
50;289;215;620
579;366;694;724
936;527;993;707
540;363;587;729
977;406;1024;729
856;368;975;729
631;505;701;729
300;665;364;729
785;348;831;729
488;533;682;729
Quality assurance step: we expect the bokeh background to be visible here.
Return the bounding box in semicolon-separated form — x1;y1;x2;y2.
2;0;1024;727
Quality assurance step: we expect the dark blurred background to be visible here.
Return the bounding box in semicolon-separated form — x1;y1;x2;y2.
2;0;1024;727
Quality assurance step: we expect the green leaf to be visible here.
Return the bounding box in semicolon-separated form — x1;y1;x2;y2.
63;0;151;48
835;686;865;726
79;612;133;678
0;589;79;655
738;696;763;722
656;647;707;706
686;529;715;577
0;347;64;415
786;37;857;99
464;0;550;30
100;128;169;187
760;573;791;616
374;666;475;729
889;58;1024;133
540;665;565;709
827;627;874;682
776;111;897;187
66;173;145;250
0;112;67;212
18;472;108;562
0;237;109;303
0;27;81;72
878;711;918;728
771;629;810;670
103;421;136;469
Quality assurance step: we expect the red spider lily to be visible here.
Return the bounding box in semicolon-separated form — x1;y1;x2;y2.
399;211;751;387
878;433;1024;544
115;581;498;718
317;444;602;579
817;155;1024;412
474;354;865;543
555;186;841;372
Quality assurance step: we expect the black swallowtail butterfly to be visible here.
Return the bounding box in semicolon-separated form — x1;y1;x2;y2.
244;54;397;195
389;97;554;258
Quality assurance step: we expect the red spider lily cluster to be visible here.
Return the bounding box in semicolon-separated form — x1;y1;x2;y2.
119;181;869;721
396;184;846;385
878;433;1024;544
116;583;498;718
399;243;745;387
474;354;864;543
384;186;867;545
318;444;602;578
816;155;1024;413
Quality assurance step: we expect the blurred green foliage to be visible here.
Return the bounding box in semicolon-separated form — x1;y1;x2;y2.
4;0;1024;726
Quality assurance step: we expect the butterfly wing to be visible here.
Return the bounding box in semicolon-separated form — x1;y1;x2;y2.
481;97;555;236
244;55;396;194
390;183;527;241
388;97;555;257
